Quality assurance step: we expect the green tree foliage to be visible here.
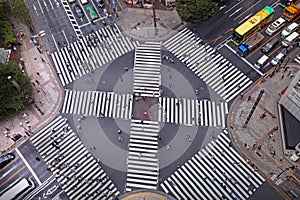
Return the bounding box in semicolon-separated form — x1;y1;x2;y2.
0;0;17;45
11;0;31;26
0;62;34;121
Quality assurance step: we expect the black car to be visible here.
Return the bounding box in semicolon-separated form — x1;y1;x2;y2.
95;0;105;7
261;38;279;53
74;4;84;18
0;153;15;169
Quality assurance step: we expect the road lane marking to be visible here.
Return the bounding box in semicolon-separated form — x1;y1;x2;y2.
239;13;252;24
229;7;242;18
51;34;59;51
224;43;264;76
37;0;44;14
15;148;42;186
62;30;69;46
225;0;244;14
0;165;26;188
0;168;14;180
234;0;263;21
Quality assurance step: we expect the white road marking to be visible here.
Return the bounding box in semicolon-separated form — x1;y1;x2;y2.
225;0;244;14
37;0;44;14
224;43;264;76
15;148;42;186
33;4;38;15
234;0;263;21
51;34;59;51
0;168;14;179
229;7;242;18
62;30;69;45
239;13;252;24
48;0;54;9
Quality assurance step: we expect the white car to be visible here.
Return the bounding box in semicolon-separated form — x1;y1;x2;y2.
271;52;285;66
281;22;299;38
265;17;286;36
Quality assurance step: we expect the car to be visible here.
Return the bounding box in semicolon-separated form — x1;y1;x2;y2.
68;0;75;3
0;153;15;169
271;52;285;66
95;0;105;7
80;0;88;4
265;17;286;36
87;6;99;20
281;22;299;38
261;38;279;53
74;4;84;18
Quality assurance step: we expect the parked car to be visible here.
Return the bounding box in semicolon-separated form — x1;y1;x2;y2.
265;17;286;36
68;0;75;3
261;38;279;53
87;6;99;20
95;0;105;7
271;52;285;65
0;153;15;169
74;4;84;18
80;0;88;4
281;22;299;38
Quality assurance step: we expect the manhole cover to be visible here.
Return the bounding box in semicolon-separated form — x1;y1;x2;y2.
199;86;205;91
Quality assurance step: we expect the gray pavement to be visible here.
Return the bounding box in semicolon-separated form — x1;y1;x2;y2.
228;52;300;199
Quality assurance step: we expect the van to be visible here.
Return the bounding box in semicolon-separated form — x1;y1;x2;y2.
281;22;299;38
271;52;285;65
265;17;286;36
255;55;269;69
282;32;299;47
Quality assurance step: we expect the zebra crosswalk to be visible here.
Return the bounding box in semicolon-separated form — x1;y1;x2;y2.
61;89;133;119
160;129;265;200
30;115;119;200
158;97;228;128
133;42;161;97
163;28;253;102
51;24;140;86
125;119;159;192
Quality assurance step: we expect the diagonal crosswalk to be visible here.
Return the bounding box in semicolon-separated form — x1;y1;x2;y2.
160;129;265;200
51;24;140;86
158;97;228;128
125;120;159;192
163;28;253;102
30;115;120;200
61;89;133;119
133;42;161;97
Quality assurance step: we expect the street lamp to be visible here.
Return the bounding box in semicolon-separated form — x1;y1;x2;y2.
19;122;31;136
8;75;21;91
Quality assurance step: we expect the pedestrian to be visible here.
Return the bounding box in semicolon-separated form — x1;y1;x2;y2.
118;136;123;141
117;129;121;134
124;66;129;71
281;74;284;79
166;144;170;150
247;96;251;102
40;57;45;62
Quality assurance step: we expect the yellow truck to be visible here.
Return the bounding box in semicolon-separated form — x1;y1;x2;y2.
283;0;300;21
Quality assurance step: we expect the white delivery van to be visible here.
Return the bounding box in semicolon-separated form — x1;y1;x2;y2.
282;32;299;47
255;55;269;69
281;22;299;38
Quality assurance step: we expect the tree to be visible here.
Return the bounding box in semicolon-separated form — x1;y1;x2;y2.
176;0;216;23
10;0;31;26
0;0;17;46
0;62;34;121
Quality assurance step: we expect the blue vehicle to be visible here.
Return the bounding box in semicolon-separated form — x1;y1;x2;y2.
236;32;264;57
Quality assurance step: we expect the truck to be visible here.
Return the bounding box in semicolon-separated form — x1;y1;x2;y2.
236;32;264;57
283;0;300;21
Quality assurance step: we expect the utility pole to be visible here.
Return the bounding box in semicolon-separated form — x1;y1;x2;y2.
243;89;265;128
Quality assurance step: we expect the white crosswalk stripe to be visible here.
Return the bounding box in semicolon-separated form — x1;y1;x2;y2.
158;97;228;127
30;115;120;199
160;129;265;200
51;24;140;86
61;89;133;119
125;120;159;192
163;28;253;102
133;42;161;97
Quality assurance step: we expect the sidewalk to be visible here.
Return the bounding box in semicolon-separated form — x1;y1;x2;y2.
0;23;63;153
117;7;185;42
228;55;300;198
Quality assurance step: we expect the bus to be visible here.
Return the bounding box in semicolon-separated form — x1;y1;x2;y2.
0;178;35;200
231;6;275;46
